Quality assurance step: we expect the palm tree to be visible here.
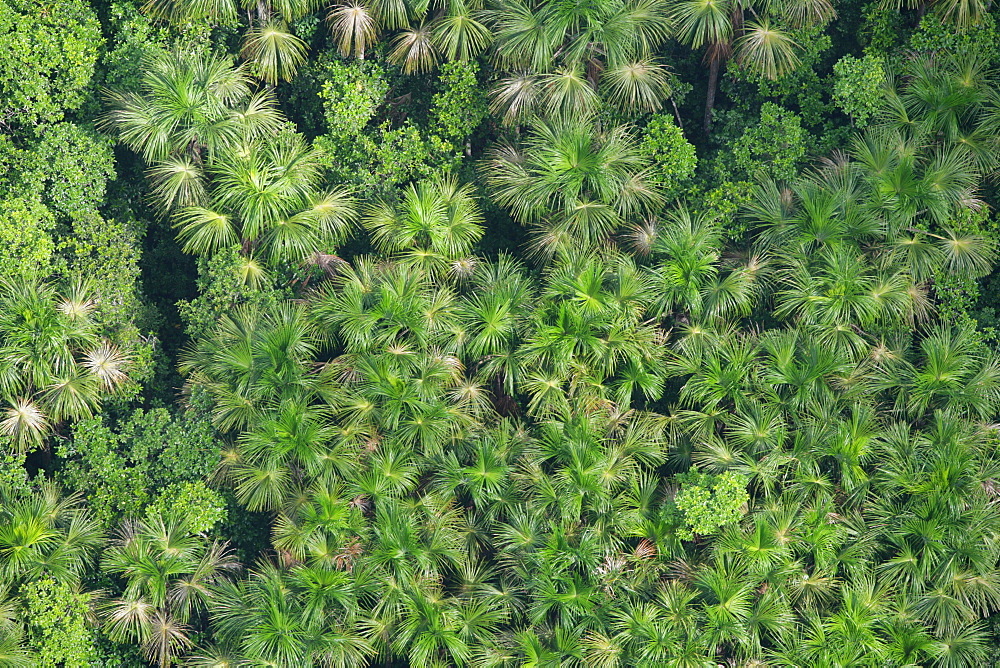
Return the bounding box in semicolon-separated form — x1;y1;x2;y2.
851;130;982;230
0;485;103;665
311;258;446;351
513;253;669;415
458;255;535;398
101;514;238;667
879;0;990;28
271;479;367;567
327;0;492;69
485;118;662;258
229;404;325;511
363;176;485;276
105;48;355;265
669;0;828;131
388;21;440;73
488;0;673;120
0;484;103;588
102;49;279;166
0;278;131;452
141;0;318;82
241;21;309;84
174;133;358;264
328;349;474;455
870;325;1000;419
180;300;325;433
644;205;763;321
206;562;374;665
742;139;995;330
0;625;31;668
146;42;1000;664
328;1;379;57
142;0;238;28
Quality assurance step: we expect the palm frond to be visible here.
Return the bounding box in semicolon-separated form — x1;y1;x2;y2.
734;21;800;81
242;22;309;85
328;2;379;58
388;22;439;74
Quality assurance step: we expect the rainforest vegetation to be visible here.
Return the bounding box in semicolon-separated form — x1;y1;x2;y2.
4;0;1000;664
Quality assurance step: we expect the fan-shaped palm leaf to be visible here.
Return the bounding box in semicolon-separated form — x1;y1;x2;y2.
671;0;732;49
779;0;836;27
328;2;378;58
489;73;541;125
431;6;492;61
491;0;556;71
388;22;439;74
935;227;997;277
174;208;239;256
369;0;411;29
270;0;321;21
601;58;672;113
734;21;800;81
242;22;309;85
540;65;600;119
83;342;131;391
0;399;49;452
143;0;237;25
147;157;207;214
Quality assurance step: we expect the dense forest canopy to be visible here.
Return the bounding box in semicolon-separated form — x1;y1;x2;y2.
4;0;1000;664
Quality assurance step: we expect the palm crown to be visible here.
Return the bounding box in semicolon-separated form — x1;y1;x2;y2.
0;278;131;452
105;49;358;268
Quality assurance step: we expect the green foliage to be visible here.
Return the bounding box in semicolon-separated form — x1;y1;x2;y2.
833;54;886;126
909;12;1000;63
315;116;452;197
57;419;146;526
99;2;172;91
0;451;29;499
639;114;697;200
938;208;1000;345
23;577;95;667
858;4;905;54
0;123;114;230
36;124;114;218
673;469;749;540
315;59;476;196
6;6;1000;667
61;213;154;387
727;24;833;130
87;633;147;668
696;180;755;242
177;246;290;342
145;481;227;534
315;58;388;185
57;407;220;528
0;123;149;389
722;103;807;182
429;60;487;145
0;0;101;130
0;277;136;451
0;197;55;280
136;406;220;488
61;213;141;330
322;60;389;138
368;122;440;186
0;123;109;211
936;271;989;341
